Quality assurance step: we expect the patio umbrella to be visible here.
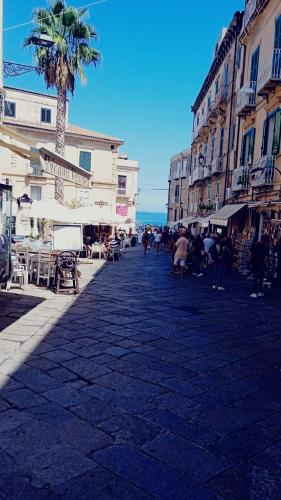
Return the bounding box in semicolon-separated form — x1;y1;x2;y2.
30;200;76;223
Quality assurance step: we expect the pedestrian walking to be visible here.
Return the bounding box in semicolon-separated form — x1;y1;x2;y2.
142;231;149;255
161;229;169;251
192;235;204;277
210;236;232;291
250;234;269;298
154;229;161;256
149;231;155;249
172;228;188;279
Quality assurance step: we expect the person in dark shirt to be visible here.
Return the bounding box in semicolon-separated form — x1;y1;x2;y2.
250;234;269;298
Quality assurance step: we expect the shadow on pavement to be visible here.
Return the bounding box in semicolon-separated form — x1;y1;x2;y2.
0;247;281;499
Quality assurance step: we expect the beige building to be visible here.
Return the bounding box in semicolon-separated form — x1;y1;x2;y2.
189;12;244;223
0;86;139;231
167;148;191;225
228;0;281;242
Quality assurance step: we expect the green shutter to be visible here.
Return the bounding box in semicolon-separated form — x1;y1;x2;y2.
79;152;91;172
248;128;256;165
240;134;247;165
261;118;269;156
272;110;281;155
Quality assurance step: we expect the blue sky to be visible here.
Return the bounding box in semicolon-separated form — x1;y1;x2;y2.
4;0;244;212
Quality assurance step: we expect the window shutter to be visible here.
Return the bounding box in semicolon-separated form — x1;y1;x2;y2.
272;110;281;155
274;15;281;49
248;128;256;165
79;152;91;172
261;118;269;156
240;134;247;165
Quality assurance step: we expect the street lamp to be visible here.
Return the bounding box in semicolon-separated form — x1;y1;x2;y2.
30;33;54;49
4;33;54;79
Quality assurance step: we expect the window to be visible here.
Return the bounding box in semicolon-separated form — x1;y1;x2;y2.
4;101;16;117
30;186;42;201
250;47;260;84
207;95;212;109
79;189;89;207
223;63;229;87
207;183;212;204
79;151;92;172
210;135;216;163
180;208;184;219
231;124;236;150
219;127;224;157
118;175;127;195
175;185;180;203
262;109;281;156
197;114;199;125
215;78;219;95
41;108;51;123
174;209;177;222
240;128;256;165
236;45;242;69
274;15;281;49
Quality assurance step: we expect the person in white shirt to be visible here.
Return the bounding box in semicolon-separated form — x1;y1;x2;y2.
155;230;162;255
203;234;214;254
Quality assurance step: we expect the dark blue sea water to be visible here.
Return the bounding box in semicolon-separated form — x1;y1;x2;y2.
136;211;167;227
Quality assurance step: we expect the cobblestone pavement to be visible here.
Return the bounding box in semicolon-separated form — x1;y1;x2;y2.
0;246;281;499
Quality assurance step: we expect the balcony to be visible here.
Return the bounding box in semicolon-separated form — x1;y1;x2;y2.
257;49;281;97
203;165;212;179
117;187;128;197
215;84;228;109
237;82;257;117
243;0;257;29
251;155;275;187
27;165;43;177
231;166;249;192
192;115;209;142
211;158;223;176
191;167;204;184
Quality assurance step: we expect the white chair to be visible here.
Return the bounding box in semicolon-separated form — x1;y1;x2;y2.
7;259;28;290
36;251;56;288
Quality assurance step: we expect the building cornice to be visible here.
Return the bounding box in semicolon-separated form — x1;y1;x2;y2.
191;11;244;114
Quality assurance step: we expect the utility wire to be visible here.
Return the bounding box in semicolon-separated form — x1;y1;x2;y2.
3;0;107;32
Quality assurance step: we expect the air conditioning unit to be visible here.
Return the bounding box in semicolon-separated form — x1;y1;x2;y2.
225;188;233;200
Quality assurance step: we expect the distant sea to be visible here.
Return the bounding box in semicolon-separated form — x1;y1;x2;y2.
136;211;167;227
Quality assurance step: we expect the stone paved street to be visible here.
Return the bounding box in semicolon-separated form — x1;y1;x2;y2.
0;246;281;498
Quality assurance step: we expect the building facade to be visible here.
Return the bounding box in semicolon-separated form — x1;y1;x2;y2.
1;86;139;231
167;148;191;226
189;12;244;223
228;0;281;243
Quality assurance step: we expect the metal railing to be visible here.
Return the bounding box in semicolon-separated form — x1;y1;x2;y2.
117;187;127;196
192;167;204;184
272;48;281;80
211;158;223;175
258;48;281;93
231;166;249;191
29;166;43;177
251;155;275;187
237;81;257;114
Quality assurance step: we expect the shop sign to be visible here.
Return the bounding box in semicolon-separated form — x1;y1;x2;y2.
42;153;90;188
94;201;109;207
116;204;128;216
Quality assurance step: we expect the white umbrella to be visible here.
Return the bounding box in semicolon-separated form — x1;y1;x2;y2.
30;200;76;223
70;206;126;225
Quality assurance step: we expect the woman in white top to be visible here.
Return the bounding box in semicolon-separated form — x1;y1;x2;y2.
155;230;162;255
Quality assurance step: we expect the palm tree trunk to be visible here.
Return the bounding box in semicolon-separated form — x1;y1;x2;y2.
54;87;67;203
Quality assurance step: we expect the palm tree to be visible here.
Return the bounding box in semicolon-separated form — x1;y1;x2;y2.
25;0;100;202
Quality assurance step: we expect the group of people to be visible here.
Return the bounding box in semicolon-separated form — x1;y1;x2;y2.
141;228;169;255
171;228;270;298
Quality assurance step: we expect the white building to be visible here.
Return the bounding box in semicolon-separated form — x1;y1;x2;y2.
0;86;139;231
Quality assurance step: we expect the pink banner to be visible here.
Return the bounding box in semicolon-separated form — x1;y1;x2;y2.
116;205;128;216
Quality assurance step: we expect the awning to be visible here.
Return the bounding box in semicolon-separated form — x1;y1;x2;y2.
210;204;246;227
196;217;210;228
174;216;198;227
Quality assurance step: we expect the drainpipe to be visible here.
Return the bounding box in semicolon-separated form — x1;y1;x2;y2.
223;21;240;205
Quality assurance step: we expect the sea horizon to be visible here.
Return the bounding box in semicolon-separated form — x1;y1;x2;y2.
136;210;167;226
